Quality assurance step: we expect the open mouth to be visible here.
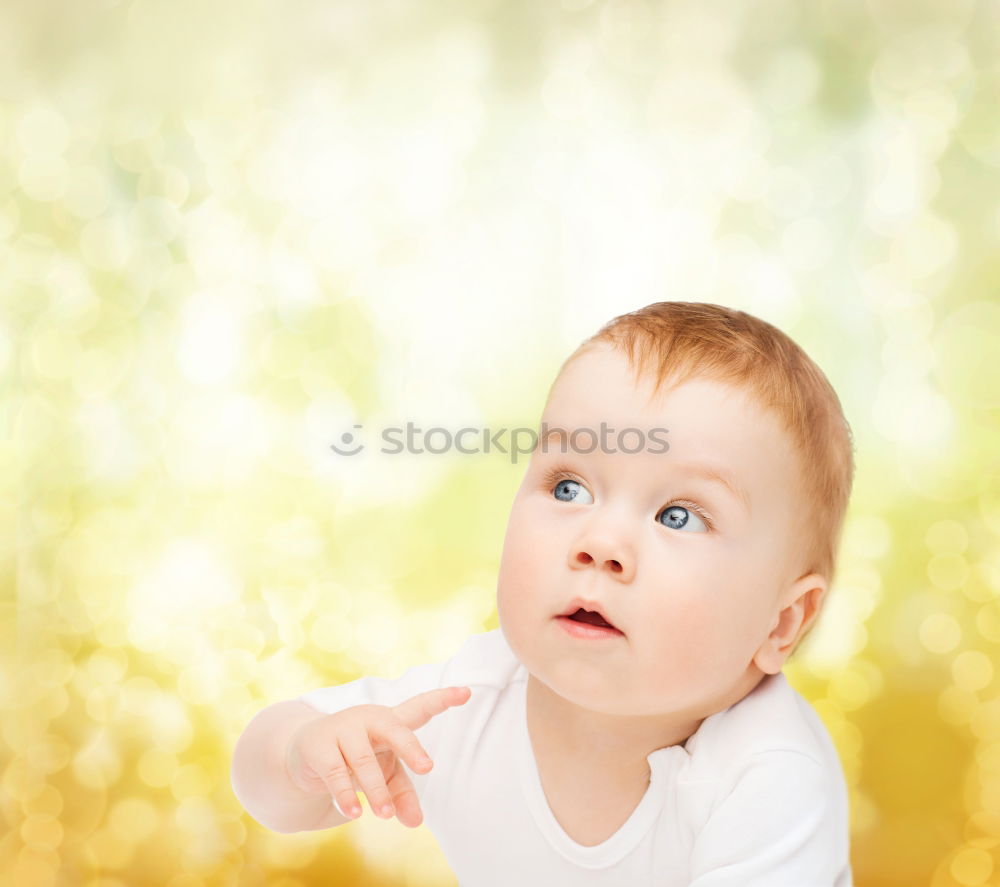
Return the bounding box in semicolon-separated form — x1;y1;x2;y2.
556;604;625;638
565;608;616;629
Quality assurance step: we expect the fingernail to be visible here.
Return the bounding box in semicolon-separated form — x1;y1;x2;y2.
381;804;394;817
349;805;361;818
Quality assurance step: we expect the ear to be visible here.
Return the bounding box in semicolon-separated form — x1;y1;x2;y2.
752;573;828;675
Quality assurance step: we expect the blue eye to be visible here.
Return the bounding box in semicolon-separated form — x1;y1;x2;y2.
552;477;594;504
543;465;713;532
657;504;710;533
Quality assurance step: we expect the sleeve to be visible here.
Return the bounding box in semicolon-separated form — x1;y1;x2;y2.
687;749;853;887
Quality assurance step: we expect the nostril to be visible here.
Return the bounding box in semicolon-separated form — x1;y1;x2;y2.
574;553;624;570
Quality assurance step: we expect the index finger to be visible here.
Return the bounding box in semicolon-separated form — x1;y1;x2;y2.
391;686;472;730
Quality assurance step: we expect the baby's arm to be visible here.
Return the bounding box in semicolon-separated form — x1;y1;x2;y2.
231;686;471;834
687;750;852;887
231;699;344;833
233;636;477;833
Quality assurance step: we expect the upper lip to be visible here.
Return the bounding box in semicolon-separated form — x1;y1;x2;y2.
558;597;621;631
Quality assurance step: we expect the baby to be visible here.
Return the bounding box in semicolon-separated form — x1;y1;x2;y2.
232;301;856;886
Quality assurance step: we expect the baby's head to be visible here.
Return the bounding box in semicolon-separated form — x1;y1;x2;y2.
496;301;856;721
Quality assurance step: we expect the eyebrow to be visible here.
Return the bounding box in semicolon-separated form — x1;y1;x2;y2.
671;462;751;514
537;427;751;514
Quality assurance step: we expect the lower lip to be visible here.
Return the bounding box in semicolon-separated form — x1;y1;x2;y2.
556;616;625;640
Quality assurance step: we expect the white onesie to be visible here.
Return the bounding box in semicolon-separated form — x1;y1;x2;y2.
298;628;853;887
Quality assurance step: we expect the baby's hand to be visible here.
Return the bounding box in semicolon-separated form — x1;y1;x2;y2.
285;685;472;828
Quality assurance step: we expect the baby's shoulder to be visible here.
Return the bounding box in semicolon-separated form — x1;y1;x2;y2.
438;627;524;691
683;671;838;782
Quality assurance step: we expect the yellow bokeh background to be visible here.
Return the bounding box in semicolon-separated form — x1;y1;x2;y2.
4;0;1000;884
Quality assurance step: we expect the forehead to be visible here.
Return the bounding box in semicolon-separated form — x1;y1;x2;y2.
540;344;800;493
544;344;742;425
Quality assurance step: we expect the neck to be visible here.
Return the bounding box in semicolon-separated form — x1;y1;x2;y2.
525;666;768;772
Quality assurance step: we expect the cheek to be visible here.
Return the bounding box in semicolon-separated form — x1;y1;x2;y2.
642;596;716;663
497;514;546;609
639;589;757;677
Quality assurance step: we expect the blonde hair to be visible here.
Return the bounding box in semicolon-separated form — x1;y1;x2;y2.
558;302;855;640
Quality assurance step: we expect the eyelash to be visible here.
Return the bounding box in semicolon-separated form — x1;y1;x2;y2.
541;464;716;531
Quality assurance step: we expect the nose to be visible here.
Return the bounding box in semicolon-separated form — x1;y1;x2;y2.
568;526;636;582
